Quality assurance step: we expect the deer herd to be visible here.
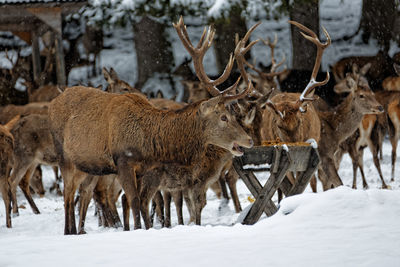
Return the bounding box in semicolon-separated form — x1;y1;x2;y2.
0;17;399;235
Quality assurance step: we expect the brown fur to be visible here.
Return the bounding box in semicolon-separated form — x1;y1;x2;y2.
0;115;20;228
8;114;58;216
0;102;48;124
49;86;252;234
316;72;384;190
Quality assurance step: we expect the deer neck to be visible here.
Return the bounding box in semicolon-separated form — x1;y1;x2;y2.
331;94;364;142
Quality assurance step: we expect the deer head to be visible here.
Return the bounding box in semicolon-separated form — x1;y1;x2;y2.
103;67;142;95
264;21;331;141
334;63;383;115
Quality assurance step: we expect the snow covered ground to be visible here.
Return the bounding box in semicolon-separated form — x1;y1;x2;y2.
0;140;399;267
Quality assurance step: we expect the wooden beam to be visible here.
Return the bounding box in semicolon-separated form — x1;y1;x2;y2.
54;33;66;85
31;31;41;85
11;31;32;45
26;7;62;34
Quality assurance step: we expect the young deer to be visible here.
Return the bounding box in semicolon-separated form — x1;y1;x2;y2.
316;64;384;190
8;114;59;216
0;115;20;228
49;17;253;234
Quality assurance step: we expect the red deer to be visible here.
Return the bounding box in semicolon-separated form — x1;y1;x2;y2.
382;63;400;91
260;21;330;198
331;50;393;89
374;90;400;182
261;21;329;145
121;17;257;229
316;64;384;190
8;114;59;216
49;17;253;234
0;115;20;228
102;67;143;95
335;114;387;189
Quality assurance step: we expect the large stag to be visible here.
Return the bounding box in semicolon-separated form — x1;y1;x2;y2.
261;21;330;145
121;17;257;229
49;17;253;234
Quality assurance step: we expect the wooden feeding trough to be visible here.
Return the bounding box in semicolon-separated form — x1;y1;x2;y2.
232;142;320;225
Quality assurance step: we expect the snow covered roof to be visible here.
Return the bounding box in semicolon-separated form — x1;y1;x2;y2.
0;0;85;4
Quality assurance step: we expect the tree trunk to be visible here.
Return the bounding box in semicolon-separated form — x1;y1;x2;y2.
360;0;395;52
212;7;248;74
133;16;174;89
289;0;319;71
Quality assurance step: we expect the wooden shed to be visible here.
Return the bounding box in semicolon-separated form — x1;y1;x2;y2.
0;0;87;85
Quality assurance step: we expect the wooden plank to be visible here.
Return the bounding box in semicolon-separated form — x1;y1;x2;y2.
287;148;320;196
54;33;66;85
31;31;41;84
241;146;274;166
243;149;292;225
233;159;278;217
279;176;293;196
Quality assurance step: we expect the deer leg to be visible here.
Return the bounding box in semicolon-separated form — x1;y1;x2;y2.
226;168;242;212
8;160;31;216
61;164;87;235
18;165;41;214
121;194;130;231
309;176;317;193
152;191;164;227
218;177;229;200
390;134;398;182
77;175;98;234
172;190;184;225
116;159;141;230
320;156;344;191
106;192;122;228
50;166;63;196
367;140;386;188
163;191;172;227
0;177;12;228
183;189;195;224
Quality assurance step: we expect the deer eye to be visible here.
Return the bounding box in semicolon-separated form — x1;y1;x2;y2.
221;115;228;122
359;94;365;99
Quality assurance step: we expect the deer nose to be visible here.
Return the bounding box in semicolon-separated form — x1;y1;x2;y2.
378;106;384;113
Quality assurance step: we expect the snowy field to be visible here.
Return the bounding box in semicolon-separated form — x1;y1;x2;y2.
0;140;399;267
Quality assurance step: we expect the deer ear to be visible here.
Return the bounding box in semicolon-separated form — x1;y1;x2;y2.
110;67;119;80
360;63;371;76
199;96;220;115
243;107;256;126
156;90;164;99
102;67;114;84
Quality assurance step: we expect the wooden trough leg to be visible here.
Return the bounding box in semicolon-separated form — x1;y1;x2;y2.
242;149;291;225
278;148;320;197
233;160;277;217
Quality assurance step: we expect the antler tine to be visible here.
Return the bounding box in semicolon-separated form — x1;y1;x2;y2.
222;77;253;103
289;20;331;101
234;22;261;86
173;16;234;96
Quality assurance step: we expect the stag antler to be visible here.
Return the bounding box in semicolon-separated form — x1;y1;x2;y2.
173;16;251;102
173;16;234;97
288;20;331;102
